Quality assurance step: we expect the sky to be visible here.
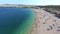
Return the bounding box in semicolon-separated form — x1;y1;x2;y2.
0;0;60;5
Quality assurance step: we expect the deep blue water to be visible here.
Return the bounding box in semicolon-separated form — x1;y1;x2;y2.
0;7;34;34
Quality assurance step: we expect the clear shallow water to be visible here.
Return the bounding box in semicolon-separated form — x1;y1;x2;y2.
0;7;35;34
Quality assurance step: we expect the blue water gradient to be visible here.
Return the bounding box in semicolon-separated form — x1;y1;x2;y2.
0;7;35;34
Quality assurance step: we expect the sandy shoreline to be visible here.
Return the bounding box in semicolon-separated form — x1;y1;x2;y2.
30;8;60;34
0;4;60;34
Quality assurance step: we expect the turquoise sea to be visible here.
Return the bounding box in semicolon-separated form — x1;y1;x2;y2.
0;7;35;34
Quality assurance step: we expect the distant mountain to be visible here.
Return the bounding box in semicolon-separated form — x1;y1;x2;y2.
37;5;60;8
38;5;60;18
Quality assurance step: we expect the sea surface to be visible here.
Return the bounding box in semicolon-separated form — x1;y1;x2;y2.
0;7;35;34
